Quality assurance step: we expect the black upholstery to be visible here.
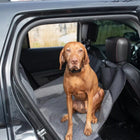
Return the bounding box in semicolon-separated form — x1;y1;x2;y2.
81;22;98;46
20;64;112;140
20;49;126;140
89;54;102;80
105;37;140;122
81;22;106;60
105;37;130;63
106;37;140;97
81;22;103;79
123;63;140;98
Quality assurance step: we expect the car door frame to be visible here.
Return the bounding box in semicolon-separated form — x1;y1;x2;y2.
1;1;140;140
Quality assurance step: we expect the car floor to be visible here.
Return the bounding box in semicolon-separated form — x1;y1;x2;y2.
100;118;140;140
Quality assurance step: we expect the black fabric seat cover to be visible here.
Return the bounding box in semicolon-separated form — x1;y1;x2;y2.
19;62;125;140
106;37;140;100
105;37;140;123
34;61;126;140
19;37;128;140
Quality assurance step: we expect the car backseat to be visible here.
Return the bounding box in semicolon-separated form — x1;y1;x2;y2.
19;46;126;140
18;22;129;140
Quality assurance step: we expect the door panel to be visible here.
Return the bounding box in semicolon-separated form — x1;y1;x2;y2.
20;47;64;87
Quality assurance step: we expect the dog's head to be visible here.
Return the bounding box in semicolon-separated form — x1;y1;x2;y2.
59;42;89;73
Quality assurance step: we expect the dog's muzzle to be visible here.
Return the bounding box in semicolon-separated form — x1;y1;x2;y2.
69;68;81;73
69;65;82;73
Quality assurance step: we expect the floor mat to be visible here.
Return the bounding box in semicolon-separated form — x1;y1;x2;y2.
100;120;140;140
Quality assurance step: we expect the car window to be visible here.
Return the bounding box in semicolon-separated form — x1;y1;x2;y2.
94;20;139;46
92;20;140;70
28;22;77;48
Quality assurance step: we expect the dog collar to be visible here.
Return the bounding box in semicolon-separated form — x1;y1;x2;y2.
69;68;81;73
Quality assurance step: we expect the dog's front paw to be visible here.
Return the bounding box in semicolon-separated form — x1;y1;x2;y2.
84;125;92;136
65;132;73;140
91;116;97;124
61;114;68;122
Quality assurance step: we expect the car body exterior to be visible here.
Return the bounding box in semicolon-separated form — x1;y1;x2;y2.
1;0;140;140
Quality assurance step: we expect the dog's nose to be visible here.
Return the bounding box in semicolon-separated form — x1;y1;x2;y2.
71;57;78;64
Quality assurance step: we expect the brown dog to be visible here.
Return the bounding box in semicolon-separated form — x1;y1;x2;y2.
59;42;104;140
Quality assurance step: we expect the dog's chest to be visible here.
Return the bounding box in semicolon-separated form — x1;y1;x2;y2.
66;77;87;100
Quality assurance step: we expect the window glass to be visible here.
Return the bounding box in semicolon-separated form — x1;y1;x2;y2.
94;20;138;45
28;23;77;48
93;20;140;70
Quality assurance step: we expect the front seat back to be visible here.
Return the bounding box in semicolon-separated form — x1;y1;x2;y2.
106;37;130;63
105;37;140;122
81;22;98;49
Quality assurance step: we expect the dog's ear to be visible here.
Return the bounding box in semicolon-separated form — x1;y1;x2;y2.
59;48;65;70
84;47;90;65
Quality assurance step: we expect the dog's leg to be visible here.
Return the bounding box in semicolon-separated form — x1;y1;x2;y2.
92;88;104;123
65;94;73;140
61;109;75;123
61;114;69;123
61;100;87;123
84;91;94;136
61;99;77;123
61;99;87;123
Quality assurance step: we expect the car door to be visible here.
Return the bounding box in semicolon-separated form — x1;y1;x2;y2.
20;23;77;88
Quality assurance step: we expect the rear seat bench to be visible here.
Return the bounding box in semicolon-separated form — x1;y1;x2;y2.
19;29;128;139
19;48;125;140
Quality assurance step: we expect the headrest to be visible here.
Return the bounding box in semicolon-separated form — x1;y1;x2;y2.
81;22;98;42
105;37;130;63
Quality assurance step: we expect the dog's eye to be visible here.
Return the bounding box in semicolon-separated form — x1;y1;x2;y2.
78;48;83;53
66;48;71;52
